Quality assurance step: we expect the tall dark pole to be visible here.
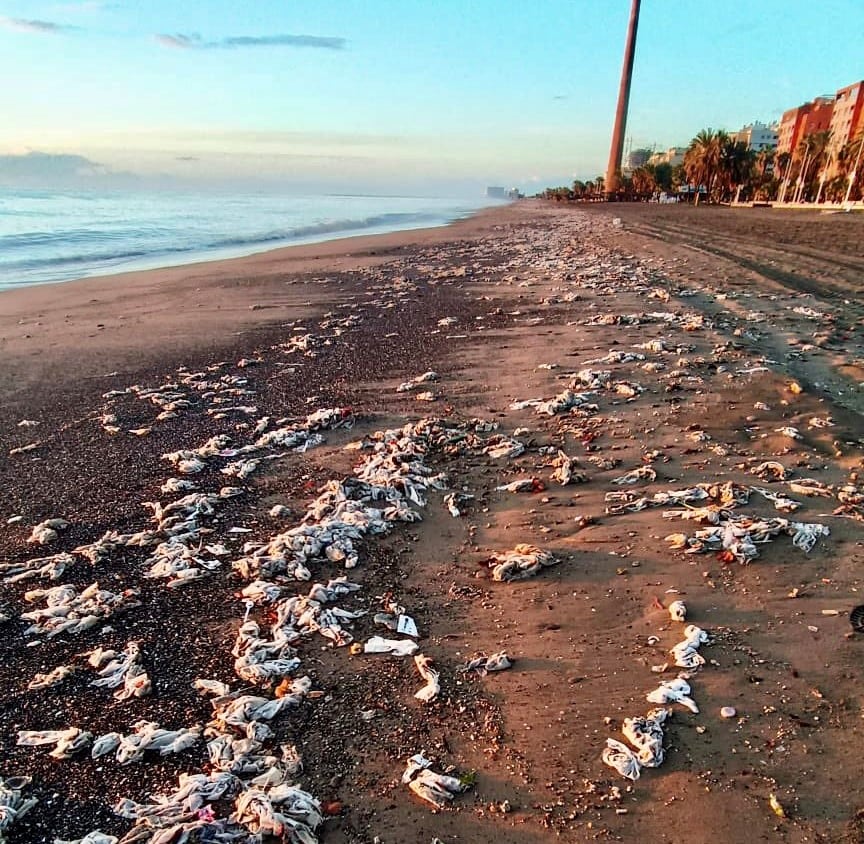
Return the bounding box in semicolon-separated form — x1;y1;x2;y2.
605;0;641;198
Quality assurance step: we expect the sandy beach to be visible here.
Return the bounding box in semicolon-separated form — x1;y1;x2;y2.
3;200;864;844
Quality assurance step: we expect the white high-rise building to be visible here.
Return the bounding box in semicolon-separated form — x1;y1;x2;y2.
732;121;778;151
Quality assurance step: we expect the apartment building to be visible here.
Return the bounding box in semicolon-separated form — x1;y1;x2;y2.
732;121;778;151
827;80;864;163
777;96;834;156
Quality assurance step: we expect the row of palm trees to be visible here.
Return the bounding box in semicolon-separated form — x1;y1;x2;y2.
542;127;864;204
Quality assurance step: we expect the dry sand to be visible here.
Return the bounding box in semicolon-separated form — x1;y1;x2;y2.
2;201;864;844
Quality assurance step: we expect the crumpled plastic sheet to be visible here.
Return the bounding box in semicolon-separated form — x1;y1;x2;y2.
788;478;833;497
363;636;418;656
112;770;322;844
605;485;709;515
488;544;558;582
510;389;593;417
611;466;656;486
666;514;829;563
752;487;801;513
397;371;438;393
232;420;452;581
751;461;788;482
483;436;526;459
413;654;441;702
27;518;69;546
0;775;37;842
646;677;699;713
20;582;141;637
668;600;687;622
402;755;469;808
496;478;545;493
549;451;586;486
443;491;473;517
670;626;710;670
602;738;642;781
0;552;75;584
16;728;93;760
232;621;302;685
622;707;669;766
89;641;152;701
28;664;75;690
462;652;513;675
55;832;118;844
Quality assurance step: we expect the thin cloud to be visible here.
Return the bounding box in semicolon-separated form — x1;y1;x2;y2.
0;16;75;33
155;32;345;50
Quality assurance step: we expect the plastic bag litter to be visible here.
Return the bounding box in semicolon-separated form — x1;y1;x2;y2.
28;664;76;690
483;436;525;459
646;677;699;713
602;738;641;781
363;637;418;656
488;544;557;582
55;832;118;844
1;552;76;584
413;655;441;703
462;652;513;675
751;461;788;482
752;487;800;513
17;728;93;760
21;582;140;637
402;755;469;808
791;522;830;552
89;641;151;701
668;600;687;622
611;466;656;486
670;626;710;670
397;372;438;393
549;451;587;485
443;492;473;517
622;707;669;767
27;518;69;545
0;775;37;841
788;478;832;497
496;478;545;493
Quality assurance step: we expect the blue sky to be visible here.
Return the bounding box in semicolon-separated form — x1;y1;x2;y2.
0;0;862;194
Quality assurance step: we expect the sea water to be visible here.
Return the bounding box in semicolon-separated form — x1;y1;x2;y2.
0;190;493;290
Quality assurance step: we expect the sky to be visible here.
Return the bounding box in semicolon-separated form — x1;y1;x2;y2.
0;0;862;195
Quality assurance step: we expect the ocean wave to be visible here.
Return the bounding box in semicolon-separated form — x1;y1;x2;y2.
0;211;463;273
0;194;486;287
205;211;451;249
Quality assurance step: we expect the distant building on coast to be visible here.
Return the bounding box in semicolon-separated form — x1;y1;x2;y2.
731;121;778;151
486;186;522;200
625;148;652;172
647;147;686;168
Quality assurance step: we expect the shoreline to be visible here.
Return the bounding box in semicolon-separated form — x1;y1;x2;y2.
0;201;529;399
0;201;501;293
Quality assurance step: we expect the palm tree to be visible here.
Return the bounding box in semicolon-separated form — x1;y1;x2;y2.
631;166;657;198
775;151;793;202
718;136;754;202
835;130;864;203
684;129;722;204
793;131;831;202
752;149;775;200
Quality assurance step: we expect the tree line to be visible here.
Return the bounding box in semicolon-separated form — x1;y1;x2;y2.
542;127;864;204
